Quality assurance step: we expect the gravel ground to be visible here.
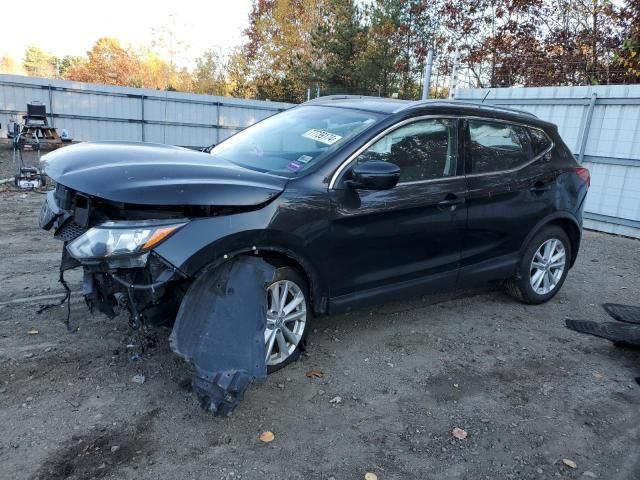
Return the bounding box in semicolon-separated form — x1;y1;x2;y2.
0;186;639;480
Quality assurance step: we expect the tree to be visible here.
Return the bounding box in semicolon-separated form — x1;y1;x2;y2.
23;46;57;78
58;55;85;79
0;54;21;74
239;0;325;101
192;49;228;95
359;0;443;98
226;47;254;98
619;0;640;80
66;38;139;86
151;14;190;70
311;0;368;92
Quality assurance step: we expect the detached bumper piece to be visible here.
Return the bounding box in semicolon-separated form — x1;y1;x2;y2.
601;303;640;324
170;257;275;416
565;302;640;348
566;318;640;348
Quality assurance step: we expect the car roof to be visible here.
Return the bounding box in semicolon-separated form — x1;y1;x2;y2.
303;95;412;114
303;95;545;126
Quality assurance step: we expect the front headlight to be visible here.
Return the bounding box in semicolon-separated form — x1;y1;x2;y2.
67;220;187;260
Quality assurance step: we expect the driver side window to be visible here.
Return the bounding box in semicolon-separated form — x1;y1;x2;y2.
356;118;458;183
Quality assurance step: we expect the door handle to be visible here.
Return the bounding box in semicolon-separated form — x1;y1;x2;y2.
438;194;464;210
529;182;552;193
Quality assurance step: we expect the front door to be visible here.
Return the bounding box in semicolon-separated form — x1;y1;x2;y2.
328;117;467;309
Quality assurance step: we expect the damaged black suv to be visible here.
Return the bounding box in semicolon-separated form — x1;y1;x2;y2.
39;96;589;414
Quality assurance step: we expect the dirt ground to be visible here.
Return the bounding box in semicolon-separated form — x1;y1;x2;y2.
1;179;639;479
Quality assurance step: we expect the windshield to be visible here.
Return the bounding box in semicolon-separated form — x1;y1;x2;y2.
210;105;384;176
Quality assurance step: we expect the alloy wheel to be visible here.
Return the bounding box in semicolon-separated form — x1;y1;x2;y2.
265;280;307;366
529;238;566;295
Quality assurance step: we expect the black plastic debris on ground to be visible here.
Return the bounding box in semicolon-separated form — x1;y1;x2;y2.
601;303;640;324
565;319;640;348
565;302;640;348
169;256;274;416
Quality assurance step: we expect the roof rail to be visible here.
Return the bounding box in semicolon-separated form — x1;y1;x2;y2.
398;99;537;118
304;94;405;104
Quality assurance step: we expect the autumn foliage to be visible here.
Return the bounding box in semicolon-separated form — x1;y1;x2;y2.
1;0;638;102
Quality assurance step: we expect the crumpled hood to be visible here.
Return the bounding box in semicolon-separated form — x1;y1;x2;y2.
42;141;287;206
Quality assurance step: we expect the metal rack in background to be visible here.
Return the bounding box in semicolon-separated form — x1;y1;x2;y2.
11;102;61;188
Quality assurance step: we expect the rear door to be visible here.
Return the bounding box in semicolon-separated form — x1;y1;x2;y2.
460;118;556;283
328;117;467;306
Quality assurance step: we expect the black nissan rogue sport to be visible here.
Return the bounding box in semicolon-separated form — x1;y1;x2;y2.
40;96;590;373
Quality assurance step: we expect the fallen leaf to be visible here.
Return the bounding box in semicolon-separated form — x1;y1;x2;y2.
562;458;577;469
593;371;603;379
259;431;274;443
452;427;468;440
365;473;378;480
305;370;324;378
27;329;39;335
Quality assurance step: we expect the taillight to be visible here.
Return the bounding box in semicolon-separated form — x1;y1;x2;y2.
574;167;590;188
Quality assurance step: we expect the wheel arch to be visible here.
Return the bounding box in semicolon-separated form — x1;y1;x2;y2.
520;212;581;267
186;238;329;316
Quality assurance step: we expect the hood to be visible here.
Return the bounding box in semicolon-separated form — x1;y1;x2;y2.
42;141;287;206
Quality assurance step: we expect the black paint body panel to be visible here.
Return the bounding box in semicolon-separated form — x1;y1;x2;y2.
42;100;586;315
42;141;287;206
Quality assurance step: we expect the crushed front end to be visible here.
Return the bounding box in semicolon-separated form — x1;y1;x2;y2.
39;183;190;327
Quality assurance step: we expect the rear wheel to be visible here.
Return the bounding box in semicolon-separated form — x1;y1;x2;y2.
505;225;571;304
264;267;310;373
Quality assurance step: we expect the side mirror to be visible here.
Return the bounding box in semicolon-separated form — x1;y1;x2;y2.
348;160;400;190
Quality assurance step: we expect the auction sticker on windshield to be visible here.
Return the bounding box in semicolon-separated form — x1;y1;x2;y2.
302;129;342;145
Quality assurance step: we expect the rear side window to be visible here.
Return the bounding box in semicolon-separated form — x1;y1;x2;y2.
468;120;530;174
529;128;553;156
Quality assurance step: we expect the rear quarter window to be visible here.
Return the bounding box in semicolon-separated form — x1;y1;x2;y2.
529;128;553;156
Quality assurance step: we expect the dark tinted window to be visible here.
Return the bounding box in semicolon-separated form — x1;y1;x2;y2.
356;119;457;183
469;120;530;174
529;128;553;156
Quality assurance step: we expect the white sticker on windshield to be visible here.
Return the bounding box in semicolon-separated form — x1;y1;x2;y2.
302;129;342;145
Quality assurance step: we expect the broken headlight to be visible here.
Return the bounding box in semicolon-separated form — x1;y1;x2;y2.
67;221;187;260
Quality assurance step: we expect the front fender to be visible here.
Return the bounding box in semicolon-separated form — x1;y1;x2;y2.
152;204;329;311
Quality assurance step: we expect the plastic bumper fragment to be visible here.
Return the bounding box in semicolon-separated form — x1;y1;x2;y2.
169;256;275;416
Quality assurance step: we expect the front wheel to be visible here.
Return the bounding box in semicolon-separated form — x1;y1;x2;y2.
505;225;571;305
264;267;311;373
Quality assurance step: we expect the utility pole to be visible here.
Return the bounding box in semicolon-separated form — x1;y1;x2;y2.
449;48;459;100
307;88;311;101
422;49;434;100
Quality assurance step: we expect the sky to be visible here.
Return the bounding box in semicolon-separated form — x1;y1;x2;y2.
0;0;254;67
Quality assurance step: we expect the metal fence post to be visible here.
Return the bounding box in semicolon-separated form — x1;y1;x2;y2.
140;95;145;142
422;49;434;100
578;93;597;164
216;102;221;144
48;84;55;127
449;48;459;99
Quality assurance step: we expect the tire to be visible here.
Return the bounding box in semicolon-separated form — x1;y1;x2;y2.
265;266;311;374
505;225;571;305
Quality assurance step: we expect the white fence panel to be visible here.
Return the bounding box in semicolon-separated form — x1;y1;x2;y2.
0;74;293;148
